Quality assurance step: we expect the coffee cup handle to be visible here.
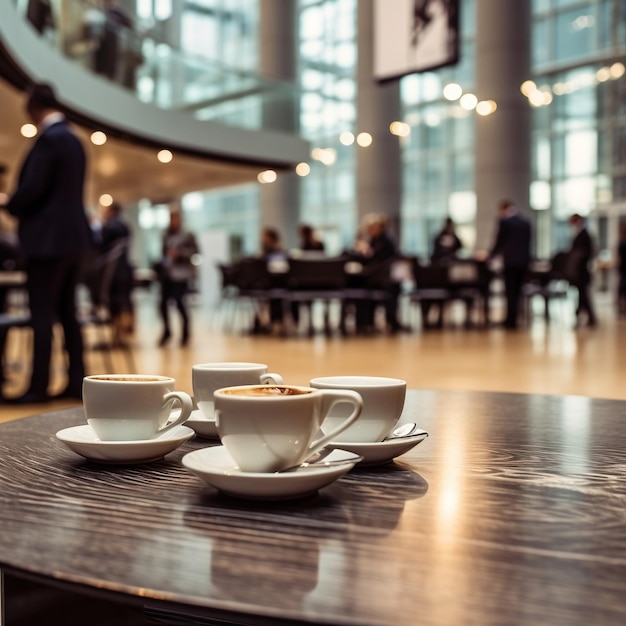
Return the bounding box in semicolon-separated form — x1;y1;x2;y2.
158;391;193;435
260;372;284;384
308;390;363;455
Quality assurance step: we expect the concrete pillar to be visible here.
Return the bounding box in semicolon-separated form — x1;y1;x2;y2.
259;0;300;250
474;0;531;251
356;0;403;241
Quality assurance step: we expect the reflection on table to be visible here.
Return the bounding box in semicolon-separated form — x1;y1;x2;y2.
2;389;626;625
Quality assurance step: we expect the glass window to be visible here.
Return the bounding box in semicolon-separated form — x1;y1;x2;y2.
533;18;550;67
554;8;596;63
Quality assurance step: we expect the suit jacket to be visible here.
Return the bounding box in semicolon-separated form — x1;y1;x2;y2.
491;212;531;269
7;120;94;259
568;227;594;284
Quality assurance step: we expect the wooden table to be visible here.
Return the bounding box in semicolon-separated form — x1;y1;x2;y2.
1;390;626;625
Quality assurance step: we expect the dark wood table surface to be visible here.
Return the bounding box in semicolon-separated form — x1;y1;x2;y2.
1;389;626;625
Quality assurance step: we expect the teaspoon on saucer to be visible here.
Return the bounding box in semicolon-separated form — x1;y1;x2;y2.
279;448;363;473
384;422;428;440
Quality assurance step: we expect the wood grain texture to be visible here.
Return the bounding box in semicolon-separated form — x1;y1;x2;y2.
1;390;626;625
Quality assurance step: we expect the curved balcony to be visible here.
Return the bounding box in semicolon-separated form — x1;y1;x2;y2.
0;1;308;202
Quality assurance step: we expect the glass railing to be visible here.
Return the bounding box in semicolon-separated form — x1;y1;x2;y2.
13;0;297;133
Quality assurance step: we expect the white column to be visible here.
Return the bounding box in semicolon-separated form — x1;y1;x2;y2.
474;0;531;250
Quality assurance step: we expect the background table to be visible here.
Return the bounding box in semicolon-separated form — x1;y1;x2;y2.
1;390;626;625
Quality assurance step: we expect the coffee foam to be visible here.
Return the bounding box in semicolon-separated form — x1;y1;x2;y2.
223;386;311;397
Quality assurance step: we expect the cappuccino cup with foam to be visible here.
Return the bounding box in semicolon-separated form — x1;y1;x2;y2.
83;374;193;441
213;384;363;472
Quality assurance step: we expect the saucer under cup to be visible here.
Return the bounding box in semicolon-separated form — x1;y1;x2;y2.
310;375;406;443
192;362;283;421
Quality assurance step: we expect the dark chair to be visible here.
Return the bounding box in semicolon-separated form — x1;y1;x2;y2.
231;257;287;334
284;257;349;335
79;241;136;373
522;251;571;323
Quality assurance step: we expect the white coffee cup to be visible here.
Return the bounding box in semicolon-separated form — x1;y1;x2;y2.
192;362;283;420
214;384;363;473
309;376;406;443
83;374;193;441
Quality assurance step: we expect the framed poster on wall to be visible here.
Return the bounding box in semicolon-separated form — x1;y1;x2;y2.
374;0;460;81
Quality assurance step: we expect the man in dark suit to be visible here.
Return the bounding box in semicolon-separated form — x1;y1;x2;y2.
489;199;532;329
568;213;597;328
2;83;94;403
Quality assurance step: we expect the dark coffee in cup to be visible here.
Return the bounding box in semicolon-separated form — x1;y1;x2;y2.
223;386;311;397
92;375;163;383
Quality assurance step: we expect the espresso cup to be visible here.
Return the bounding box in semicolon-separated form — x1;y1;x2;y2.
83;374;193;441
213;384;363;473
309;376;406;443
192;362;283;420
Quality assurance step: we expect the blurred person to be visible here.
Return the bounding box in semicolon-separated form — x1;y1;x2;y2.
489;199;531;330
349;213;404;334
97;201;134;345
567;213;597;328
94;0;134;82
431;216;463;262
298;224;325;253
618;222;626;317
158;207;199;347
254;226;287;334
1;83;94;403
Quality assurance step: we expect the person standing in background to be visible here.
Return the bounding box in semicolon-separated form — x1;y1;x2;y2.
618;222;626;317
1;83;93;403
567;213;597;328
158;206;199;347
489;199;532;330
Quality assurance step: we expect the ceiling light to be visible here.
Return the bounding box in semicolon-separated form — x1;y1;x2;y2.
257;170;277;184
339;131;355;146
389;121;411;137
476;100;497;116
295;163;311;176
459;93;478;110
21;123;37;138
90;131;107;146
356;132;373;147
157;149;173;163
443;83;462;101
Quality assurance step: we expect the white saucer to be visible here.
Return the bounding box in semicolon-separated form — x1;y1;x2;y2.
327;430;428;466
182;446;361;500
56;424;195;464
185;409;219;439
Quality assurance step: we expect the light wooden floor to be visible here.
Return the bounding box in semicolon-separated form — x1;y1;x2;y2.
1;287;625;424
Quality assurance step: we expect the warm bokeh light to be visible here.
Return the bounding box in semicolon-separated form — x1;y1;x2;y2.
20;123;37;138
90;131;107;146
356;132;373;147
520;80;536;96
339;131;355;146
99;193;113;206
295;162;311;176
443;82;462;101
389;121;411;137
257;169;277;184
596;67;611;82
610;62;625;78
311;147;324;160
475;100;498;116
459;93;478;111
157;149;173;163
528;89;549;106
319;148;337;165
